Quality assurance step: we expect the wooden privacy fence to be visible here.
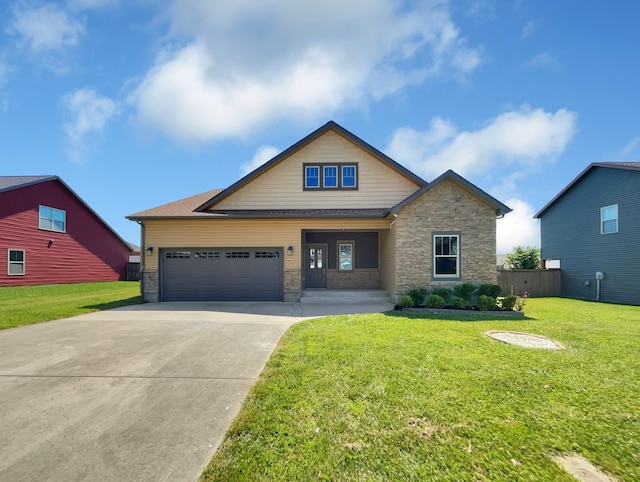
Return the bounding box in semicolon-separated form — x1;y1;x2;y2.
497;269;561;298
127;262;141;281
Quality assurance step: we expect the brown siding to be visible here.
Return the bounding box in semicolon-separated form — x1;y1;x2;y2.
0;180;130;287
214;131;421;209
394;178;497;296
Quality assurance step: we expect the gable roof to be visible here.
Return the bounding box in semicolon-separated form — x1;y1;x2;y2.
0;175;132;251
390;170;512;217
0;175;55;193
534;162;640;218
194;120;428;212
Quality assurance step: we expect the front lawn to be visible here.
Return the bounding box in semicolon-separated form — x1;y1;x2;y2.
0;281;141;330
202;298;640;481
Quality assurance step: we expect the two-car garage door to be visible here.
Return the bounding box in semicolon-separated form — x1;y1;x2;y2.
161;248;283;301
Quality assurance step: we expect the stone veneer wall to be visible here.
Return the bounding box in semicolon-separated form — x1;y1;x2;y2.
394;178;497;297
284;269;302;302
142;270;159;303
327;269;379;289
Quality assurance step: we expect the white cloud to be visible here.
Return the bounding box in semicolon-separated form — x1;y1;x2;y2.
496;198;540;254
240;146;281;177
522;20;535;38
385;105;577;179
8;2;85;52
62;88;117;163
620;136;640;156
131;0;483;142
524;52;560;70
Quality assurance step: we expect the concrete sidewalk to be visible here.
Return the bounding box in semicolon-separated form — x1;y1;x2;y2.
0;300;392;481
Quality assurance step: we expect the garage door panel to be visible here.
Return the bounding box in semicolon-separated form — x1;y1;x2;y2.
161;248;283;301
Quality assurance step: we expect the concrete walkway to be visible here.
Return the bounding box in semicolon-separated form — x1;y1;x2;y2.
0;300;392;482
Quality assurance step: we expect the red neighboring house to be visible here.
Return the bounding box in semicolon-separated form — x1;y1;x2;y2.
0;176;132;287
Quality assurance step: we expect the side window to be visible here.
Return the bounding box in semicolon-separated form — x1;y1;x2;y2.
39;205;66;233
8;249;25;275
433;234;460;278
341;165;357;188
305;166;320;188
601;204;618;234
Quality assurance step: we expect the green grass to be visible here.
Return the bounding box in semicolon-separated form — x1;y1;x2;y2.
202;298;640;481
0;281;141;330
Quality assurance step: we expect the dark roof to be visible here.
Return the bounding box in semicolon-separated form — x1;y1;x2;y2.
534;162;640;218
0;175;132;251
202;208;390;218
0;175;55;193
194;120;428;211
390;170;512;216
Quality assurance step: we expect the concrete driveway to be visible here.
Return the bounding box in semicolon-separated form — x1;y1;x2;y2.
0;300;391;482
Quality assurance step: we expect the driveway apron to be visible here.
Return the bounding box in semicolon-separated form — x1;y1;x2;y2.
0;303;302;482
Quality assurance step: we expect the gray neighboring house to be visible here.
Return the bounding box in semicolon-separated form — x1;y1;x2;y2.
534;162;640;305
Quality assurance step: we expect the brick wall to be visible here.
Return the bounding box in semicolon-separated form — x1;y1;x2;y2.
394;178;497;296
142;270;159;302
327;269;379;289
284;268;302;302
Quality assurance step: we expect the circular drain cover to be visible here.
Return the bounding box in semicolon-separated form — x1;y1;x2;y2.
486;331;565;350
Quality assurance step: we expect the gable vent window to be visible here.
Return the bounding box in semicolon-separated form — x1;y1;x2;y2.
303;163;358;190
601;204;618;234
39;205;66;233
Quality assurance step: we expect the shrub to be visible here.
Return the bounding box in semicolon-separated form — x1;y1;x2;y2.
478;284;501;298
399;295;414;309
501;294;518;311
407;287;427;306
450;296;468;310
453;283;476;302
430;287;452;302
514;296;526;312
478;295;497;311
426;294;446;309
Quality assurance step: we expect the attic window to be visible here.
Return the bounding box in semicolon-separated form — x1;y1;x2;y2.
39;205;66;233
303;163;358;190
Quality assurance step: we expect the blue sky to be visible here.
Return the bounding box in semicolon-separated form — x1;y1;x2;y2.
1;0;639;252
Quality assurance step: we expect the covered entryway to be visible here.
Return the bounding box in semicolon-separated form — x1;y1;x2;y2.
160;248;283;301
303;231;380;290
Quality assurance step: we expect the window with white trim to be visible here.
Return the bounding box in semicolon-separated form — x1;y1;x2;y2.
8;249;25;275
323;166;338;188
338;242;354;271
39;205;66;233
434;234;459;278
342;165;356;188
305;166;320;188
601;204;618;234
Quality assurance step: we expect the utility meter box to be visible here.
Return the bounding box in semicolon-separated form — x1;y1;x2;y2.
595;271;605;280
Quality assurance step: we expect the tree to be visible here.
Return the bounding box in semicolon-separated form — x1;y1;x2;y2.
506;246;540;269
